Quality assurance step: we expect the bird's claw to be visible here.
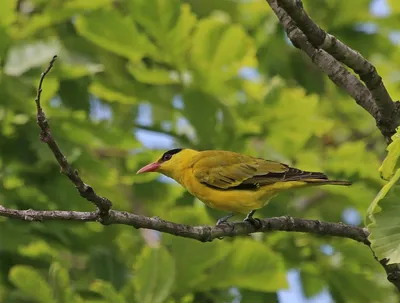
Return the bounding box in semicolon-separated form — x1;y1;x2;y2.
244;217;262;229
216;219;234;227
216;213;235;226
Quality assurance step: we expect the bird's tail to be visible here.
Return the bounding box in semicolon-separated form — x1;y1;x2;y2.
290;171;352;186
263;168;352;186
297;171;350;186
303;179;352;186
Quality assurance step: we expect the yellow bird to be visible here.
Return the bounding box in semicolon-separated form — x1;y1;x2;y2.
137;149;351;225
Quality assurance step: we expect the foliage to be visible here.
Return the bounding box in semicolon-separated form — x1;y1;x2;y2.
0;0;399;302
367;129;400;264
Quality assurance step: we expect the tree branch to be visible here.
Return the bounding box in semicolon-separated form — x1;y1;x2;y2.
34;55;112;217
0;204;369;244
266;0;400;291
266;0;399;142
277;0;397;127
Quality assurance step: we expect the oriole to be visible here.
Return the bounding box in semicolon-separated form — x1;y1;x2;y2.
137;149;351;225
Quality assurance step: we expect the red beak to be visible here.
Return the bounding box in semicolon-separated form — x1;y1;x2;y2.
136;162;160;174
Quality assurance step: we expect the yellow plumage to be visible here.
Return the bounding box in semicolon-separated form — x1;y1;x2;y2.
137;149;351;224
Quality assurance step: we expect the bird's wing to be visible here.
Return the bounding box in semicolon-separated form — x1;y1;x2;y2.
192;151;327;190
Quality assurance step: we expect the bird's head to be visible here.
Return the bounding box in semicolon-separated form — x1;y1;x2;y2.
136;148;197;180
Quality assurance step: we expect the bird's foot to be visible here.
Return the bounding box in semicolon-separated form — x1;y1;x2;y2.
216;213;235;226
243;210;262;228
216;219;234;227
244;217;262;228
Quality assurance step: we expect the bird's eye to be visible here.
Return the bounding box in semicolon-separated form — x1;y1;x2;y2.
163;154;172;161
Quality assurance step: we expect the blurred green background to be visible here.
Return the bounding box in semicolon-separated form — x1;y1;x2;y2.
1;0;400;302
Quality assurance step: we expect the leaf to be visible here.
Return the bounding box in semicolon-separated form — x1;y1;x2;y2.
0;0;17;26
200;239;287;292
128;62;179;85
18;240;58;260
162;207;228;292
134;246;175;303
165;4;197;66
49;263;81;303
127;0;181;41
190;17;256;93
266;88;333;156
9;265;55;303
9;0;114;39
75;9;157;62
88;248;128;290
182;90;219;147
379;128;400;181
387;0;400;13
90;280;126;303
326;267;388;302
367;169;400;264
325;141;381;180
4;39;61;76
299;263;325;298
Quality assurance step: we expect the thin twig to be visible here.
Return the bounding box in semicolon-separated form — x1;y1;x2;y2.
34;55;112;217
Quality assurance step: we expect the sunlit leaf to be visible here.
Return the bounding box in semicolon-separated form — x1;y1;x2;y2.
4;39;61;76
9;266;54;303
379;128;400;181
90;280;126;303
134;246;175;303
367;169;400;264
200;239;287;292
75;10;157;62
49;263;83;303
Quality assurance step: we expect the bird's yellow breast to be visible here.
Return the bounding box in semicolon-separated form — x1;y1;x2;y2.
179;169;305;214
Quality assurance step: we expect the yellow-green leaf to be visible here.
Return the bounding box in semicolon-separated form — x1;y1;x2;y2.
9;265;54;303
75;10;156;62
200;239;287;292
134;246;175;303
379;128;400;181
90;280;126;303
367;169;400;264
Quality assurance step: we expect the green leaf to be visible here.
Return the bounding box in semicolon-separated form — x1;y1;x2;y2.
182;90;219;147
9;0;114;39
75;9;157;62
240;290;279;303
299;263;325;298
165;4;197;67
18;240;58;260
379;128;400;181
325;141;381;180
127;1;197;66
128;62;179;85
200;239;287;292
266;88;333;156
162;216;230;292
49;263;82;303
4;39;61;76
0;0;17;26
367;169;400;264
134;246;175;303
388;0;400;13
9;265;55;303
190;17;256;93
90;280;126;303
127;0;181;41
326;267;388;302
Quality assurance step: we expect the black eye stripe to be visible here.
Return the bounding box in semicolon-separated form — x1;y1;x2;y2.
161;148;183;161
